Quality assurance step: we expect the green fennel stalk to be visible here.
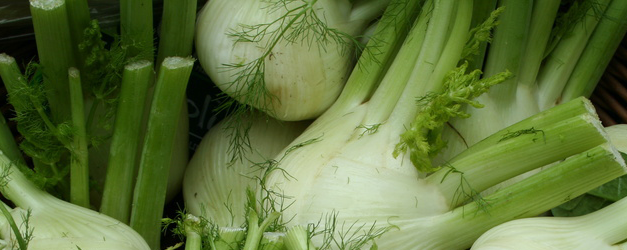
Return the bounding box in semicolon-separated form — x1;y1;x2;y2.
0;55;31;166
100;60;154;223
156;0;198;68
64;0;92;69
514;0;560;91
29;0;76;123
428;97;610;207
68;67;90;208
185;231;202;250
130;57;195;249
359;0;434;127
241;209;281;250
120;0;154;61
562;0;627;99
4;1;200;248
321;0;421;114
536;0;610;110
0;113;24;165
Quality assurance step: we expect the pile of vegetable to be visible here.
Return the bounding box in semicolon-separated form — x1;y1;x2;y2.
1;0;627;249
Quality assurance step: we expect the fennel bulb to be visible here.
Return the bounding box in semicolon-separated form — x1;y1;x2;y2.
185;0;627;247
0;152;149;250
183;110;309;226
195;0;389;121
260;96;624;249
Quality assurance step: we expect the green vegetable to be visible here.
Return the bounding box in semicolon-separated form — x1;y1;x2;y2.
439;0;627;163
129;57;195;248
182;0;627;249
29;0;76;123
100;60;153;223
472;189;627;250
0;151;150;249
552;124;627;217
1;0;198;248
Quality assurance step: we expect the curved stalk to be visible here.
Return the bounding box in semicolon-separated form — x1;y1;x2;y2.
314;0;423;117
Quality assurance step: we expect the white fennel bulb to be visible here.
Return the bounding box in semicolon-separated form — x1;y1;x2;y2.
183;110;309;226
0;152;149;250
0;203;149;250
195;0;389;121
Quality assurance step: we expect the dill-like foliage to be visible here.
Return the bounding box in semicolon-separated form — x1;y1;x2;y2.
9;63;72;192
440;164;491;216
17;209;34;250
393;62;512;173
309;211;394;250
357;123;383;138
248;136;323;231
462;7;505;62
498;127;546;143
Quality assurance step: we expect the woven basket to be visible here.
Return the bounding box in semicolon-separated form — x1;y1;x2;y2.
591;36;627;126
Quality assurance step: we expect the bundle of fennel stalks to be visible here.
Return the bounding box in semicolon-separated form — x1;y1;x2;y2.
1;0;627;250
